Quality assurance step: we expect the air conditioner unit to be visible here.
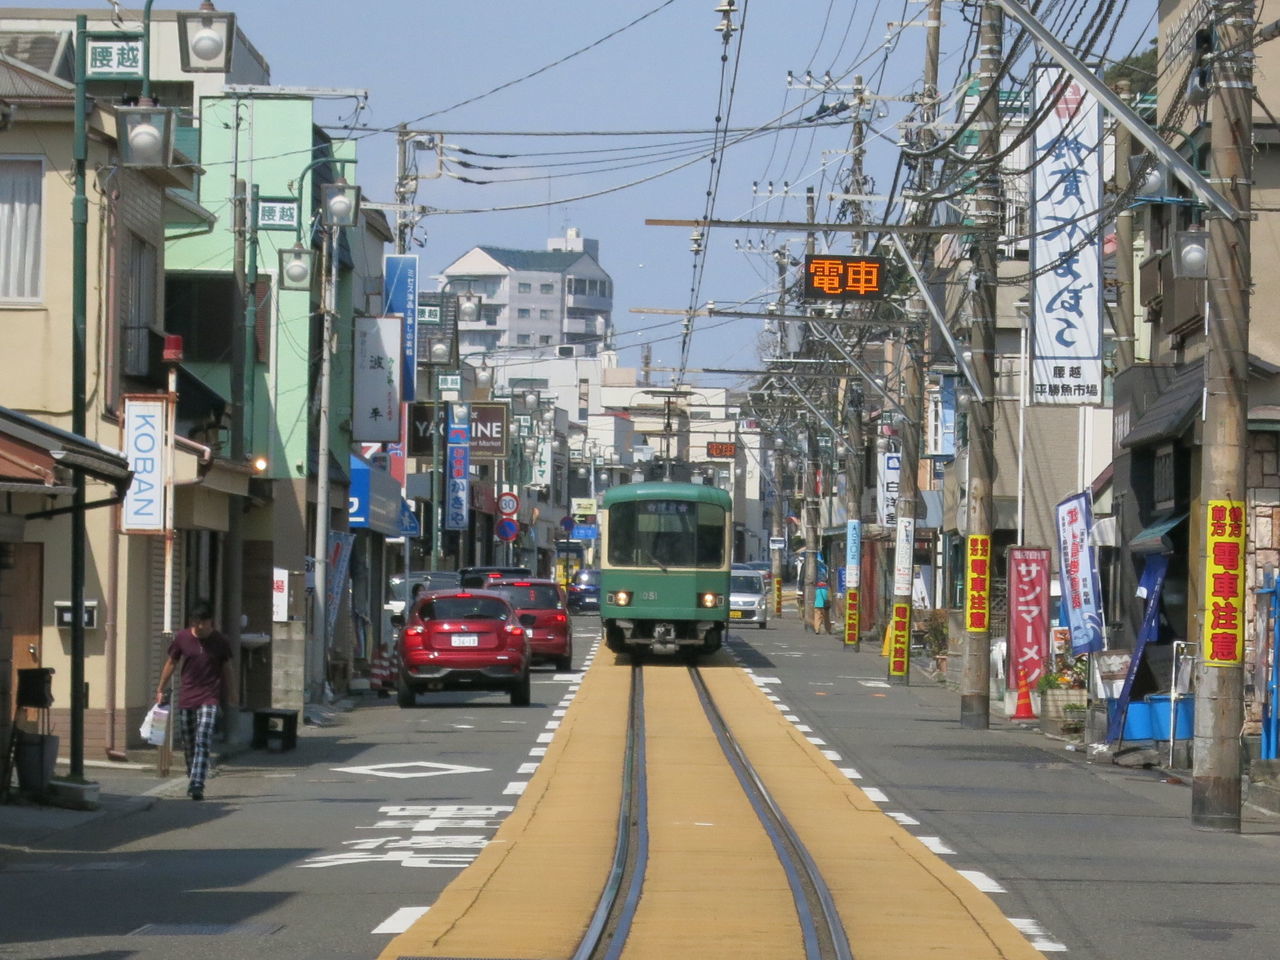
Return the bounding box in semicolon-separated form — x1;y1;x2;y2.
557;344;576;358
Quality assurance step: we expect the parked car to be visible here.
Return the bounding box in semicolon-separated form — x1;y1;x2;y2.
567;568;600;613
397;590;534;707
458;565;533;588
729;569;769;629
489;578;573;671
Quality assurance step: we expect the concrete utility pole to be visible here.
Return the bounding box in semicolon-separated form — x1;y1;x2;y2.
1194;0;1254;833
226;178;248;683
1112;81;1136;373
802;188;819;629
959;2;1002;729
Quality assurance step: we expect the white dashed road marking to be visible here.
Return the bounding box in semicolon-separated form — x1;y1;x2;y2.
503;781;527;796
959;870;1006;894
918;836;955;855
862;787;889;803
372;906;430;934
1009;918;1068;952
840;767;862;780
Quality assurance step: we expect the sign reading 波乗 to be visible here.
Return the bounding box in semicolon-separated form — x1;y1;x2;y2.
1203;499;1247;667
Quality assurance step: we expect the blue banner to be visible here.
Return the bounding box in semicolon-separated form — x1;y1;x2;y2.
1056;491;1105;654
384;254;418;402
445;403;470;531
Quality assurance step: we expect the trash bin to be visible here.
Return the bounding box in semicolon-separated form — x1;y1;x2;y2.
1146;694;1193;740
15;732;59;795
1106;699;1154;740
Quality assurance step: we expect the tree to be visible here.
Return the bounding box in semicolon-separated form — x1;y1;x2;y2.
1105;45;1157;97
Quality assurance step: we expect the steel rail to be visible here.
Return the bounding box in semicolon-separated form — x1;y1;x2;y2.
572;662;649;960
689;664;854;960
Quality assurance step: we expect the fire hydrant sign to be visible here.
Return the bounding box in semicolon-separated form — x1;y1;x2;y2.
965;535;991;632
1203;499;1246;667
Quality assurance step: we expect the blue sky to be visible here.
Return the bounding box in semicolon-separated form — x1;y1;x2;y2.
25;1;1155;388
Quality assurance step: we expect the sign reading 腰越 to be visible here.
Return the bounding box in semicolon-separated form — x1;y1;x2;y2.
1031;69;1104;405
802;254;888;301
86;36;143;79
122;397;168;533
255;198;299;231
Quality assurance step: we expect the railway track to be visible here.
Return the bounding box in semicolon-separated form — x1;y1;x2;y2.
575;661;853;960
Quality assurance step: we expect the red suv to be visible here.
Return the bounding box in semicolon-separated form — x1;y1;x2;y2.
489;579;573;672
397;591;533;707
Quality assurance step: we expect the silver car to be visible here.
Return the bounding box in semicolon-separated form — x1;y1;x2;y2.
729;570;769;629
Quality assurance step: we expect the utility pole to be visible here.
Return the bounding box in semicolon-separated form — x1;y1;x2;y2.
1112;80;1136;372
311;228;337;701
771;251;788;616
226;178;248;687
802;187;819;629
960;2;1002;729
1194;0;1254;833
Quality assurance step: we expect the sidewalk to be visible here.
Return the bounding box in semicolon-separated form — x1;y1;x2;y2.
0;698;358;846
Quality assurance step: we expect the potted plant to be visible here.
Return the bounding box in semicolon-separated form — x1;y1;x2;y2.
1060;701;1087;735
1036;656;1088;724
920;609;950;672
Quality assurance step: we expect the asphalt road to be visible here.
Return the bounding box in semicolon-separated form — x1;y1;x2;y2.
3;611;1279;960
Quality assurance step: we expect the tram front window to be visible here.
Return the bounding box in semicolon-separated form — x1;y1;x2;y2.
608;500;725;569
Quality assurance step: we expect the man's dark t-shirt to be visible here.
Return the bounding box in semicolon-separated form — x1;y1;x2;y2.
167;629;231;709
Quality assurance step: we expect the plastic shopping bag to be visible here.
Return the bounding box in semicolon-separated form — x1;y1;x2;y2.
140;704;169;746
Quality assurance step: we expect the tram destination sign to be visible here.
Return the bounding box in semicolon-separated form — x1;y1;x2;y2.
706;441;737;459
802;254;888;301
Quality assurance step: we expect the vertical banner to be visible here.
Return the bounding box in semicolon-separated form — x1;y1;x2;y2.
352;316;403;443
877;452;901;526
384;254;418;403
1008;547;1051;688
445;403;471;531
1203;500;1247;667
893;516;915;596
1055;492;1105;654
325;530;355;645
1031;69;1104;404
965;535;992;633
888;601;911;677
844;588;860;646
774;576;783;616
121;396;168;533
846;520;862;588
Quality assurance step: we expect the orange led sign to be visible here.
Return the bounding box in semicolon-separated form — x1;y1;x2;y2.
706;442;737;459
803;254;888;300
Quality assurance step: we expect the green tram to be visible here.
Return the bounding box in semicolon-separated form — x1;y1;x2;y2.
599;480;732;657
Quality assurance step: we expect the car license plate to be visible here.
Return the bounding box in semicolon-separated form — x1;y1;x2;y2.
729;610;744;619
451;634;479;647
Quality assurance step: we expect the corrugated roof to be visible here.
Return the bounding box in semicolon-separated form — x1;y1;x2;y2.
1119;360;1202;449
475;246;588;273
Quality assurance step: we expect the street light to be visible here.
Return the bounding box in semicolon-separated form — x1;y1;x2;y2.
278;242;314;291
176;1;235;73
116;104;175;167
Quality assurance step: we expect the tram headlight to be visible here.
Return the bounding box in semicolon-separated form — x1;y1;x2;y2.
699;592;723;609
610;590;632;607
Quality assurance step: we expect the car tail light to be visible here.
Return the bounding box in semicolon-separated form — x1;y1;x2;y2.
504;623;527;643
549;612;567;624
403;625;426;649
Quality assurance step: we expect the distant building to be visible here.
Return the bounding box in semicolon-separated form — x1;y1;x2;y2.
440;227;614;358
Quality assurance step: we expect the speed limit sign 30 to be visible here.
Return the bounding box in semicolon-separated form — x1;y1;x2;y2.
497;491;520;515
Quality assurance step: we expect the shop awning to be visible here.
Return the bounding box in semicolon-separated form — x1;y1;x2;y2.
1119;362;1202;449
1130;512;1188;556
0;405;131;496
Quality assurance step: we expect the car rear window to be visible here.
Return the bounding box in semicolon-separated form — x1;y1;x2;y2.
418;596;511;621
493;584;563;609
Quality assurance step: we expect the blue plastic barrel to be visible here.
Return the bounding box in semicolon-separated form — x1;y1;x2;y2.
1145;694;1193;740
1107;699;1154;740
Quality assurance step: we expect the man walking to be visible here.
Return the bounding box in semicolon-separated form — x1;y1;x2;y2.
813;580;832;635
156;601;233;800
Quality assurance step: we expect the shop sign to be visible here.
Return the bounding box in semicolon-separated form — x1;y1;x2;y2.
893;516;914;596
964;534;992;633
444;404;470;531
1203;499;1246;667
1008;546;1051;688
877;453;900;526
352;317;402;443
409;402;507;458
845;520;862;588
122;396;168;534
888;602;911;675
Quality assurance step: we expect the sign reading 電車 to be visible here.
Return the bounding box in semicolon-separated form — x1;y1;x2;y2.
1203;499;1246;667
965;535;992;633
802;254;888;301
706;441;737;459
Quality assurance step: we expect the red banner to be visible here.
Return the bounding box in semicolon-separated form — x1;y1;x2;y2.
1008;547;1051;688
